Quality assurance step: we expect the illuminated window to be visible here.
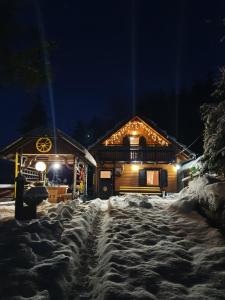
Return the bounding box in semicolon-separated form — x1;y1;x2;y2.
100;171;112;179
129;136;139;145
146;170;159;186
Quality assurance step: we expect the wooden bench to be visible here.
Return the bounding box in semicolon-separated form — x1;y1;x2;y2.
119;186;162;195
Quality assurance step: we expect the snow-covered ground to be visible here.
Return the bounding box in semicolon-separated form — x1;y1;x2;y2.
0;194;225;299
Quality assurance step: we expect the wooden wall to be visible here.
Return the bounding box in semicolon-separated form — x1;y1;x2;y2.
98;163;177;193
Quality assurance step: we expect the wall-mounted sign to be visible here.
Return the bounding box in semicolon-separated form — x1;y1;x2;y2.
36;137;52;153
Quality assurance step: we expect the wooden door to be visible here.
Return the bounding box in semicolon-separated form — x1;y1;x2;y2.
98;169;113;199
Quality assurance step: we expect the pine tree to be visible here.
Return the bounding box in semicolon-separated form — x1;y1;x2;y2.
20;97;48;134
201;68;225;176
86;116;103;146
73;120;87;146
0;0;54;92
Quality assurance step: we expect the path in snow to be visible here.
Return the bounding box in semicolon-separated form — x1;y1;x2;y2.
70;210;104;300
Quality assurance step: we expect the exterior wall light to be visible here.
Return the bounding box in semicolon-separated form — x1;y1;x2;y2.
131;164;139;171
176;164;181;170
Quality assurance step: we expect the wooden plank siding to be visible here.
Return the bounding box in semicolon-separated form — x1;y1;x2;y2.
97;163;177;193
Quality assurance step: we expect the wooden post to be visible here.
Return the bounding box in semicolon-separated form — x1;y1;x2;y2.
84;165;88;196
14;152;19;198
72;156;77;199
15;173;25;220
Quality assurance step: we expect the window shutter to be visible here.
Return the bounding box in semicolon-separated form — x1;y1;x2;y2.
139;136;147;147
139;169;146;186
123;135;130;146
160;169;168;187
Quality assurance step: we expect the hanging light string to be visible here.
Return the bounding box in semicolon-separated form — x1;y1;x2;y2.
177;134;203;156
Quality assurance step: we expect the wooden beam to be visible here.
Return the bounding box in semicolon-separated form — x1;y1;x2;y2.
14;152;19;198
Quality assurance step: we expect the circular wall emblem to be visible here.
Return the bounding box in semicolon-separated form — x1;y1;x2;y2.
36;137;52;153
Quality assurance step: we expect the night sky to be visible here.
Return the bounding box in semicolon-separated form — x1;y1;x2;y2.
1;0;225;151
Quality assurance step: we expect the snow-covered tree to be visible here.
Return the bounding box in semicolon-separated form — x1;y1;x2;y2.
201;68;225;176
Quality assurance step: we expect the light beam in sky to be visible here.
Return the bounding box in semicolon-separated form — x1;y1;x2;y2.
34;0;57;152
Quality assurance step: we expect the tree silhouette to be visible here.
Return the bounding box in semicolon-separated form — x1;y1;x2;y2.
20;97;48;134
73;120;87;146
0;0;53;92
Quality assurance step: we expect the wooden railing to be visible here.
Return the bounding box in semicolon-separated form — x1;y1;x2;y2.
0;184;14;198
93;146;176;162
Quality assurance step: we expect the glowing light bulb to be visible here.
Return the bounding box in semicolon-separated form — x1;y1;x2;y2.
176;164;181;170
35;161;46;172
131;164;139;171
52;162;61;170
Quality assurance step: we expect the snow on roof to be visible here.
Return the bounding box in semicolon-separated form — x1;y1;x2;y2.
180;156;203;171
84;150;97;167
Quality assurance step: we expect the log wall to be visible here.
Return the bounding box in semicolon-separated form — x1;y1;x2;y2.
98;163;177;193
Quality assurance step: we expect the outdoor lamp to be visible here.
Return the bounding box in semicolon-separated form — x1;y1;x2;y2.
35;161;47;172
52;162;61;170
131;164;139;171
176;164;181;170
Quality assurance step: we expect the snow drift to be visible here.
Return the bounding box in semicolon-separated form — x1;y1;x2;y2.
0;199;101;299
170;175;225;231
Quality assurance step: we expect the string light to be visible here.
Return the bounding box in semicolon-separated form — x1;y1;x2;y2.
104;120;169;146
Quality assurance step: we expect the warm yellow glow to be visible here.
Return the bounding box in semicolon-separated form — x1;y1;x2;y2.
146;170;159;185
103;119;170;146
130;136;139;145
100;171;111;178
131;164;140;171
35;161;47;172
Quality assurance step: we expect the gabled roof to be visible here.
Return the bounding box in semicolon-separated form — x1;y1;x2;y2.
89;115;195;159
0;126;96;166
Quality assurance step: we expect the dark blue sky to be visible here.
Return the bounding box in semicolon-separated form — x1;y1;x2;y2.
1;0;225;148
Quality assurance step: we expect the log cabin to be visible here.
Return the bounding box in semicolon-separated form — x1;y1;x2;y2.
89;116;195;198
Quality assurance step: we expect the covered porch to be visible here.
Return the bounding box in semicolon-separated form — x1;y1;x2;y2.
0;127;96;203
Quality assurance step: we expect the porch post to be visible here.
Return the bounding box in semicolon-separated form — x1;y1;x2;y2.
14;152;19;198
72;156;77;199
84;165;88;196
